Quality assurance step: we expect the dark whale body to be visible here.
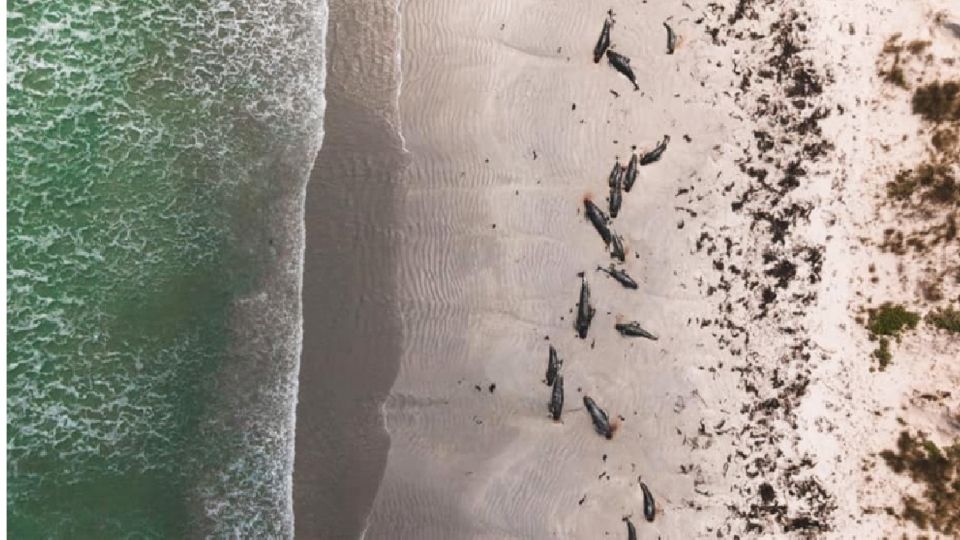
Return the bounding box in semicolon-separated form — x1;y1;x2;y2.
583;395;612;439
640;135;670;166
584;199;612;245
575;275;596;339
615;321;658;340
598;265;638;289
640;482;656;522
550;376;564;421
606;49;639;91
593;18;612;63
545;345;561;386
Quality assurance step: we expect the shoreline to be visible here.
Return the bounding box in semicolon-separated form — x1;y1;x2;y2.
292;1;407;537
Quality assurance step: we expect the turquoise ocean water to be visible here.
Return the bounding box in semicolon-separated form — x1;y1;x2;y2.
7;1;326;536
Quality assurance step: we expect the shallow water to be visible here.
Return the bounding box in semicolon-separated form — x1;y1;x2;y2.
7;1;326;535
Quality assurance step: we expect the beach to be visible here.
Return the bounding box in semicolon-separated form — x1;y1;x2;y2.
295;0;960;537
365;0;735;536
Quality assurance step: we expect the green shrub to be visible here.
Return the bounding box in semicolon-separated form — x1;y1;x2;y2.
865;303;920;370
868;303;921;336
872;337;893;370
927;306;960;333
880;431;960;534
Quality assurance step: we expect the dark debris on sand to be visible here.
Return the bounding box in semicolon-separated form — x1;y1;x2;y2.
678;0;836;535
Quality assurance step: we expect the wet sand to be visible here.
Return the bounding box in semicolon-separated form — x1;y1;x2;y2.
293;1;406;538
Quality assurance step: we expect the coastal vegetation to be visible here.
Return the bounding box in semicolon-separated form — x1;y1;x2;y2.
870;34;960;369
870;30;960;536
877;35;932;89
867;303;921;336
912;80;960;122
926;306;960;334
863;303;920;370
880;431;960;534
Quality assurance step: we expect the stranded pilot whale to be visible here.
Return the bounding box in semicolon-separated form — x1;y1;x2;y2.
574;274;596;339
549;376;564;421
610;233;626;262
609;167;623;218
623;516;637;540
663;21;677;54
583;395;613;439
606;49;639;91
623;152;639;192
640;481;656;522
593;17;613;63
607;159;623;187
545;345;561;386
640;135;670;165
615;321;658;340
598;265;638;289
584;198;612;245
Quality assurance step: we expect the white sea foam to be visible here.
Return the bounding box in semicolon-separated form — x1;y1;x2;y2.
7;0;329;535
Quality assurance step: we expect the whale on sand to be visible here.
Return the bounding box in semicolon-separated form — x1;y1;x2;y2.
584;198;612;245
615;321;658;340
549;376;564;421
583;395;613;439
597;265;638;289
593;17;613;63
640;481;656;522
545;345;561;386
606;49;639;91
574;274;596;339
640;135;670;165
663;21;677;54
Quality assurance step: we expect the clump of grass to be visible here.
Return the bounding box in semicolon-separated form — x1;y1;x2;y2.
885;63;907;88
886;162;959;205
882;33;904;54
872;337;893;370
927;306;960;333
879;54;907;88
878;35;909;89
887;169;918;201
932;128;958;153
915;162;959;204
921;281;943;302
879;431;960;534
906;40;931;55
881;229;907;255
868;303;921;336
865;303;920;370
912;80;960;123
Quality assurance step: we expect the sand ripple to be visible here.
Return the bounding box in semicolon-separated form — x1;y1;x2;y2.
366;0;730;537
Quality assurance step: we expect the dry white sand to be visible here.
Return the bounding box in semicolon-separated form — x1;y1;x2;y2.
356;0;960;537
796;0;960;536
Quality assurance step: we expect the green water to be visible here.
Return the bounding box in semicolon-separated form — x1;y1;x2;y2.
7;1;326;536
